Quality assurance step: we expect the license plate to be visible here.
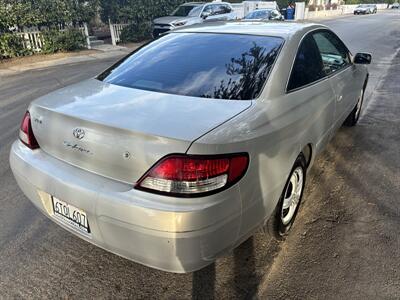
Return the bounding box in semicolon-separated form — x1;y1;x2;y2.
52;197;90;235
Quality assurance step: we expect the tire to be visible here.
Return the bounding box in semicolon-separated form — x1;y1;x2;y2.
264;154;307;240
344;87;365;127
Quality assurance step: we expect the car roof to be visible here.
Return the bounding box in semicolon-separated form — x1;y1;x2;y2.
174;21;326;39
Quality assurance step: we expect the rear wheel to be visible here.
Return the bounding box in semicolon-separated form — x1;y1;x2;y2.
264;154;306;239
344;88;364;127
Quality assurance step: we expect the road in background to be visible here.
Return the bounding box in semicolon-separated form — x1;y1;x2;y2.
0;11;399;299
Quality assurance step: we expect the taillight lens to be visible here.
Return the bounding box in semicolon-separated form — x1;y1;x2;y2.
136;154;249;196
19;111;39;149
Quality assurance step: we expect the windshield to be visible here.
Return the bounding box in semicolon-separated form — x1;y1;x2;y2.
171;5;202;17
245;10;271;19
98;33;284;100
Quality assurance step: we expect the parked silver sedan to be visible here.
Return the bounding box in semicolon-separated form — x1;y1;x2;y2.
10;21;371;273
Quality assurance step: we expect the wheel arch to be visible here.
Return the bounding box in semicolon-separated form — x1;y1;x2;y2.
363;73;369;90
301;143;314;169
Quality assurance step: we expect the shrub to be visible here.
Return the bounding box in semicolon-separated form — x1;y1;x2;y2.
0;33;32;59
101;0;188;24
42;29;86;53
120;22;152;43
0;0;98;31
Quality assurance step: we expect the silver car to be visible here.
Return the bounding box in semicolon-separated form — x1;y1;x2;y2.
10;21;371;273
152;2;236;37
354;4;376;14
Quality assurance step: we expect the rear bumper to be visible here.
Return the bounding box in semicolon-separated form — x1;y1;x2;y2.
10;141;242;273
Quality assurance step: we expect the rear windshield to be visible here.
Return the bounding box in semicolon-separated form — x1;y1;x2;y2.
98;33;284;100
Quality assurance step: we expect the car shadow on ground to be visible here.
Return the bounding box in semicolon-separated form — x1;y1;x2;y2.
191;235;281;299
192;238;258;300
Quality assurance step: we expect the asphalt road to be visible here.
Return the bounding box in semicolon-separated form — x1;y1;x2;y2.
0;11;399;299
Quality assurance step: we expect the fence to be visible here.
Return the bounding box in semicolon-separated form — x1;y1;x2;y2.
15;30;44;52
12;24;89;53
109;20;130;45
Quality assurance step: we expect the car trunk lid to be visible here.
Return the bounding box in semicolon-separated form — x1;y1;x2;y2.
29;79;251;184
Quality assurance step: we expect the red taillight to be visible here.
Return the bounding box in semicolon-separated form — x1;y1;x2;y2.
136;154;249;196
19;111;39;149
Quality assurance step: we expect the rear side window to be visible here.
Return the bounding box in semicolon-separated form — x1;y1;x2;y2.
313;30;350;75
287;34;325;92
99;33;284;100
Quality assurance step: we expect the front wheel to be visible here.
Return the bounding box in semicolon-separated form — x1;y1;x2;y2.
264;154;306;239
344;88;364;126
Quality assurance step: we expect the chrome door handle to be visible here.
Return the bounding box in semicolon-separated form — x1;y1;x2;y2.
337;95;343;102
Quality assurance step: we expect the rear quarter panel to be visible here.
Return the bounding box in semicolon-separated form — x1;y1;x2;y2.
187;25;339;241
188;78;336;239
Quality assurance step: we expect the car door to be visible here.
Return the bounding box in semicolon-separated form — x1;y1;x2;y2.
286;33;336;154
312;30;359;131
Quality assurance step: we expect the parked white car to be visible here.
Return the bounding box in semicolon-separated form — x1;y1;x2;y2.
152;2;236;37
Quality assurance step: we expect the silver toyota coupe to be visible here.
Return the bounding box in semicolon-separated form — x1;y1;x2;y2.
10;21;371;273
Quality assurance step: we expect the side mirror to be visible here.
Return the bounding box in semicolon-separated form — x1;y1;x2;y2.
201;11;211;19
354;53;372;64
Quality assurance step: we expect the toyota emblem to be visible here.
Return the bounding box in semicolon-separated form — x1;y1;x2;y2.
73;128;85;140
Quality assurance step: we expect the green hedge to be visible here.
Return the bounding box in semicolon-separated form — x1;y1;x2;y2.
0;29;86;59
101;0;202;24
0;33;32;59
120;22;152;43
42;29;86;53
0;0;98;33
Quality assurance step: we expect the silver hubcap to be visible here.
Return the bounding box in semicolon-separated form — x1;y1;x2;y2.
355;89;364;119
281;167;304;225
